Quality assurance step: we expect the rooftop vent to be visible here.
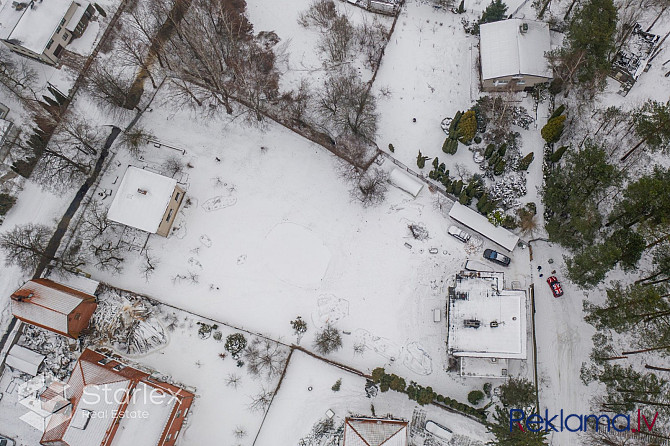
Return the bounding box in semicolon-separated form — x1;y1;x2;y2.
464;319;481;328
520;23;529;33
490;321;499;328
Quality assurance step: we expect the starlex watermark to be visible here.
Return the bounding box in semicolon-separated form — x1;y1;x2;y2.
509;408;660;433
16;372;182;430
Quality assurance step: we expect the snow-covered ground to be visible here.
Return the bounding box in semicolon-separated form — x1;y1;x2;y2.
247;0;393;90
78;90;533;407
374;2;478;165
255;349;492;445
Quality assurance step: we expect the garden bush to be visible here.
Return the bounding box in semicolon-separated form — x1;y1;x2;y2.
549;145;568;163
484;144;496;158
225;333;247;358
541;115;567;143
493;159;506;175
550;104;566;120
517;152;534;171
457;110;477;143
0;193;17;216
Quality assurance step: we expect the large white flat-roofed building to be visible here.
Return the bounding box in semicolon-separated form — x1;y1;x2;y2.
479;18;552;92
447;270;527;377
0;0;95;65
107;166;185;237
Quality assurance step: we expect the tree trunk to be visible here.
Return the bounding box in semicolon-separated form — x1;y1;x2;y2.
646;6;667;33
645;364;670;372
622;344;670;355
620;137;647;162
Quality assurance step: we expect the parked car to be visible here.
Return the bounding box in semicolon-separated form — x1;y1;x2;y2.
0;436;16;446
547;276;563;297
483;249;511;266
448;225;471;243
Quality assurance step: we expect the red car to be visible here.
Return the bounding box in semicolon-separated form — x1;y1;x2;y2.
547;276;563;297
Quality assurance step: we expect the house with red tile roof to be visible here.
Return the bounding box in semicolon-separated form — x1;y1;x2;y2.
40;348;194;446
11;279;98;338
343;417;408;446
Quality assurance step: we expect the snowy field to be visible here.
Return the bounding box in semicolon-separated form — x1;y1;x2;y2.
247;0;393;90
374;2;478;165
255;349;492;445
79;91;532;406
100;297;290;446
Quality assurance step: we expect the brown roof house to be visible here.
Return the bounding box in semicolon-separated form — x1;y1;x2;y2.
40;348;194;446
343;418;408;446
11;279;97;338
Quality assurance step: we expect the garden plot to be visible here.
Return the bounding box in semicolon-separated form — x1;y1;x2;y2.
246;0;393;90
98;298;290;446
374;1;478;167
82;93;530;402
255;350;492;445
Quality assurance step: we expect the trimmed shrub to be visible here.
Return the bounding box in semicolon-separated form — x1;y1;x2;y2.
458;190;471;205
224;333;247;358
474;135;482;144
484;144;496;159
332;378;342;392
388;143;395;152
0;193;17;216
456;110;477;143
497;143;507;157
549;145;568;163
517;152;534;171
502;215;518;229
417;151;429;168
541;115;567;143
483;382;492;397
550;104;566;120
432;157;439;169
452;180;464;195
93;2;107;16
468;390;485;405
493;159;506;175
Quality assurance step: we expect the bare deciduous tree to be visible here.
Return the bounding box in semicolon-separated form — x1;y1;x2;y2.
248;388;274;413
298;0;338;28
118;126;154;158
318;14;355;64
162;155;184;177
140;248;160;281
30;113;104;191
0;46;37;100
313;323;342;354
244;338;289;381
318;70;378;142
0;224;85;274
350;168;389;208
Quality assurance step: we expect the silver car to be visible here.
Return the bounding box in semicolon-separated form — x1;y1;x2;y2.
448;225;471;243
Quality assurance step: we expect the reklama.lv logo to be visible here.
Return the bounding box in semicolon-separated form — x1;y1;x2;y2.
510;409;660;433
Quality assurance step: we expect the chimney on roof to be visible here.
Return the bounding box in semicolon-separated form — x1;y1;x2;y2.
137;188;148;195
519;23;529;33
11;290;34;302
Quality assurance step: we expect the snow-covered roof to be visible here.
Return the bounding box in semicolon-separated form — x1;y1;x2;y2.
62;380;132;446
389;168;424;197
11;279;95;336
107;166;178;233
111;381;178;446
344;418;408;446
479;19;552;80
5;344;45;376
65;2;89;32
0;0;75;53
448;271;527;360
448;202;519;251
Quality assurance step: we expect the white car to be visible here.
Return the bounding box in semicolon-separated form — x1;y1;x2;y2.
448;225;471;243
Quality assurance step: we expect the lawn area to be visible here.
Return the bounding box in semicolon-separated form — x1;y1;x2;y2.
255;349;492;445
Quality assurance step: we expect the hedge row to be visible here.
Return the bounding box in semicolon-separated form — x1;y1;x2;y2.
370;368;487;421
